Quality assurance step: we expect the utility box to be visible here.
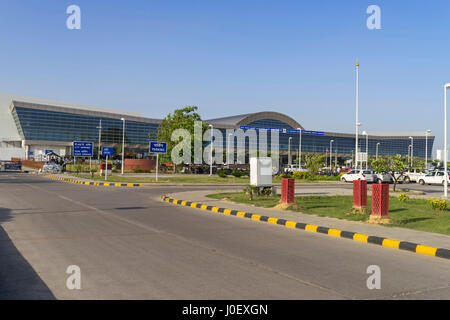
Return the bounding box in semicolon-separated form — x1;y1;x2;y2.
250;157;273;187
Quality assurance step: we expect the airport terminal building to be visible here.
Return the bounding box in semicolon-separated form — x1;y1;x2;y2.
0;93;434;164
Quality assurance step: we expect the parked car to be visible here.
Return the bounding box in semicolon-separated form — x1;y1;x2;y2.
374;172;393;184
417;170;450;185
283;164;308;174
340;169;376;183
403;169;426;183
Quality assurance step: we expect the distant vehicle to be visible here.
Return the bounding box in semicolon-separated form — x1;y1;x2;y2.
340;169;376;183
41;161;62;174
417;170;450;185
283;164;308;174
374;172;393;184
403;169;426;183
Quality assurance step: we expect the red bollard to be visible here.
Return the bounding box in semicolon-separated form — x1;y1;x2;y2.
353;180;367;213
281;178;295;204
370;183;390;223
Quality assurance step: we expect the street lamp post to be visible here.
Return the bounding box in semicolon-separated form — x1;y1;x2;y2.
209;124;213;176
297;127;302;168
376;143;380;160
408;145;411;166
425;129;431;169
329;140;334;170
409;136;414;168
288;137;292;166
227;133;232;165
121;118;125;175
444;84;450;197
355;60;359;173
97;120;102;162
362;131;368;170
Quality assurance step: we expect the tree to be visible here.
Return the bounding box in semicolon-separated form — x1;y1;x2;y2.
370;158;389;175
157;106;210;171
305;154;325;176
387;155;409;191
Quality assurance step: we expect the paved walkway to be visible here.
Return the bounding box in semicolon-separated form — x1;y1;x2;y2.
167;189;450;250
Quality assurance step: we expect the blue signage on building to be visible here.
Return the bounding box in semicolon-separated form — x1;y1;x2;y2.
150;142;167;154
45;149;54;155
101;147;114;156
73;141;94;157
239;126;324;136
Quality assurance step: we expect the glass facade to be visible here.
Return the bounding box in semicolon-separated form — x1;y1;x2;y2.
217;119;434;159
11;105;160;150
10;102;434;160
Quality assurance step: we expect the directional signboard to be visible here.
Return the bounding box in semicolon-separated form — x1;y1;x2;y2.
73;141;94;157
101;147;114;156
45;150;54;155
150;142;167;154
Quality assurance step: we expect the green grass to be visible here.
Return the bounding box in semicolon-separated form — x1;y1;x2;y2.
207;192;450;236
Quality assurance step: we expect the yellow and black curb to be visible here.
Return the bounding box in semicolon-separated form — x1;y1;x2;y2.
162;195;450;261
47;175;143;187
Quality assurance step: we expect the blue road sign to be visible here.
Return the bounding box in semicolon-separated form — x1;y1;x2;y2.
150;142;167;154
73;141;94;157
101;147;114;156
45;150;54;155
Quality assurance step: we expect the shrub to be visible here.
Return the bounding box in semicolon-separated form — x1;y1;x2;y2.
398;193;409;203
293;171;310;180
427;198;448;211
217;169;228;178
232;170;243;178
280;173;293;179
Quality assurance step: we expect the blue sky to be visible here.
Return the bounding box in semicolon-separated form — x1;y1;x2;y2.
1;1;449;151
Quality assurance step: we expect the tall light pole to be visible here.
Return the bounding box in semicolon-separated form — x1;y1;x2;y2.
209;124;213;176
362;131;368;170
376;142;380;160
444;84;450;197
97;120;102;162
409;136;414;168
329;140;334;170
297;127;302;168
227;133;232;165
355;60;360;172
288;137;292;165
408;145;411;167
121;118;125;175
425;129;431;169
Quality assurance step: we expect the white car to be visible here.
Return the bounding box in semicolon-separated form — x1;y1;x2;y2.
283;164;308;173
374;172;393;184
417;171;450;185
340;169;376;183
403;169;426;183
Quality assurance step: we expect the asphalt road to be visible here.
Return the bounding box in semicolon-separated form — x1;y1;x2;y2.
0;172;449;299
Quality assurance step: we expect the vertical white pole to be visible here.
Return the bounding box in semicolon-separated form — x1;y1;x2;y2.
121;118;125;175
156;153;159;182
355;60;359;171
105;155;108;181
425;132;428;169
89;157;92;171
366;134;368;170
209;125;213;176
445;85;449;197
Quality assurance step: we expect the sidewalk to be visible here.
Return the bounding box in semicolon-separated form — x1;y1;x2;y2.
167;190;450;250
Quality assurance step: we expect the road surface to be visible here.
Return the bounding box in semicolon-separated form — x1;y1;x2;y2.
0;173;449;299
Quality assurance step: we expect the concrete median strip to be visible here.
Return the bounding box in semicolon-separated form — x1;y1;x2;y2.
46;175;143;187
161;195;450;261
